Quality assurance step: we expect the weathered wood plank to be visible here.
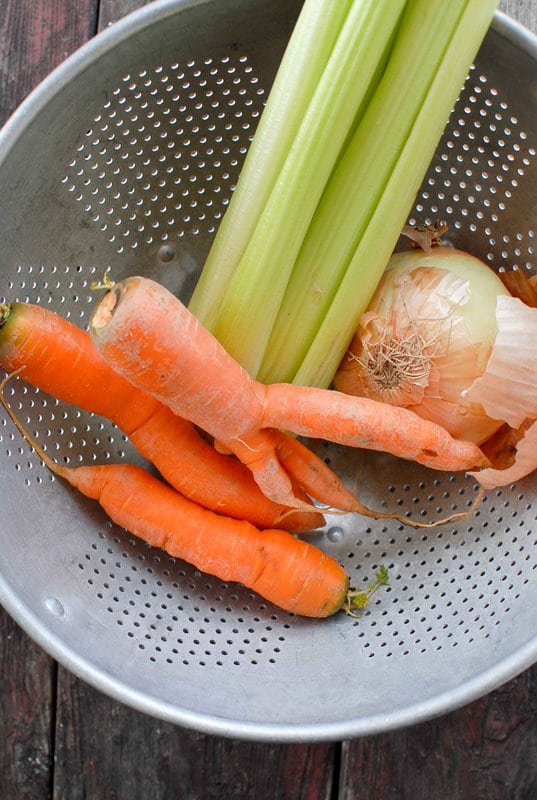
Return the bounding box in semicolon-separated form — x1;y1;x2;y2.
53;666;336;800
339;664;537;800
0;2;98;799
97;0;155;31
0;611;56;800
499;0;537;32
0;0;98;127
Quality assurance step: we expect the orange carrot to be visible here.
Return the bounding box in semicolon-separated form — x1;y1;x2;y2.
0;301;323;532
264;383;488;472
0;377;348;618
90;276;488;509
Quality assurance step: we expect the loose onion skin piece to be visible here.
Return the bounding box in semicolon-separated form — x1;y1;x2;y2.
470;418;537;490
467;273;537;489
466;295;537;429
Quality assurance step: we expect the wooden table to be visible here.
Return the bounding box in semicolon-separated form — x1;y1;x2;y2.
1;1;536;797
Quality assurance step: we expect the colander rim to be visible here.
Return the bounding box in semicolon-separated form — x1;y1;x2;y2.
0;2;536;742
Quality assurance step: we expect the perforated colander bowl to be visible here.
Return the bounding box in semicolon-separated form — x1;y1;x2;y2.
1;0;536;743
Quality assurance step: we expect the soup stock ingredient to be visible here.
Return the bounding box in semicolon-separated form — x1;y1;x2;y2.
89;276;488;517
0;301;325;532
334;247;510;445
334;246;537;489
0;373;349;618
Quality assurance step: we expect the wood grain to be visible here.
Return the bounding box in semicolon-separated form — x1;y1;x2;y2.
53;667;335;800
499;0;537;31
97;0;155;31
339;666;537;800
0;0;98;127
0;612;56;800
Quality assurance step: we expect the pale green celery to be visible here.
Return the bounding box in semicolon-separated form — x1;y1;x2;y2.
328;15;402;177
188;0;353;328
258;0;467;384
293;0;499;389
210;0;408;376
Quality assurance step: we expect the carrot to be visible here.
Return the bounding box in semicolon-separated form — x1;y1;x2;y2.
264;383;488;472
89;277;488;506
0;374;348;618
0;301;324;533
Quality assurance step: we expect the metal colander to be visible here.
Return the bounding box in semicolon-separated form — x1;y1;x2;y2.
1;0;536;743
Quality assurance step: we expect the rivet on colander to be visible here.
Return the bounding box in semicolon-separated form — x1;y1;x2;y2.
326;526;344;543
44;596;66;618
157;244;176;262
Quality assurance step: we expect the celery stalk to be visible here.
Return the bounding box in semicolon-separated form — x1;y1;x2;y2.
257;0;467;384
210;0;408;376
293;0;499;389
188;0;353;328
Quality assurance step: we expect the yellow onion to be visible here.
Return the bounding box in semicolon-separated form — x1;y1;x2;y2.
334;246;511;445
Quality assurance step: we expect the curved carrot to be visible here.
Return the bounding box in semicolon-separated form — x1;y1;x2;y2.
0;301;323;532
73;465;348;618
0;378;348;618
263;383;488;473
89;277;488;506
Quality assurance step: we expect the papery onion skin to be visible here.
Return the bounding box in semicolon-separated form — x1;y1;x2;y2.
462;281;537;488
469;418;537;489
466;295;537;429
334;247;510;445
